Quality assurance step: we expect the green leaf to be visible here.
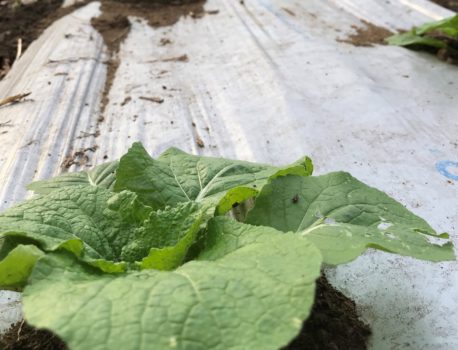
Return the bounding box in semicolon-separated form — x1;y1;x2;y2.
415;15;458;36
0;184;208;275
23;219;322;350
386;32;446;48
246;174;455;264
386;15;458;57
114;143;312;209
301;223;454;265
107;190;153;225
0;186;137;263
0;244;44;290
199;216;302;261
270;156;314;179
214;187;258;216
0;235;40;260
122;202;205;270
27;161;118;195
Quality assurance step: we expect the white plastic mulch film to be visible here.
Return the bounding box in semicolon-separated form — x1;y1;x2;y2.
0;0;457;348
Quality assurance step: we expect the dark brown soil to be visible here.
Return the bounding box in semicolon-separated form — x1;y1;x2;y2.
0;0;206;84
337;20;393;47
61;145;99;169
0;0;89;80
431;0;458;11
0;321;67;350
1;276;370;350
285;276;371;350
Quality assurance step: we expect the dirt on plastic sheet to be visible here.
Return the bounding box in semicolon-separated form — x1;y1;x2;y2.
1;1;370;349
1;276;370;350
337;20;394;47
336;1;458;48
91;0;206;123
0;0;88;80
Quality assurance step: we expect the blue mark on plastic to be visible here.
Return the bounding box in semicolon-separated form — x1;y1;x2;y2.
436;160;458;181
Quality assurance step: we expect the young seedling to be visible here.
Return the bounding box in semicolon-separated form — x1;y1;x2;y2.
386;15;458;63
0;143;454;350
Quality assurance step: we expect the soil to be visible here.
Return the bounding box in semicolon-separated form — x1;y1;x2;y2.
431;0;458;11
0;0;210;164
335;1;458;49
284;276;371;350
337;20;393;47
337;15;457;64
0;0;88;80
0;275;370;350
0;320;67;350
0;0;455;81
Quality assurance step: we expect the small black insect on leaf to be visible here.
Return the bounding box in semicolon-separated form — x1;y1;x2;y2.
292;194;299;204
232;202;239;208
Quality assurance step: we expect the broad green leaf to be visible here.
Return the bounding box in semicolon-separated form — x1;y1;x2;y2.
107;190;153;225
0;244;44;290
122;202;205;269
23;220;322;350
0;235;41;260
27;161;118;195
270;156;313;179
0;186;137;263
114;143;312;209
0;186;204;273
301;223;453;265
246;174;455;264
211;154;314;217
200;216;301;261
214;186;258;216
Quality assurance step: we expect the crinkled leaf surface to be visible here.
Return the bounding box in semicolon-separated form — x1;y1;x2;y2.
106;190;153;225
0;186;136;262
122;202;205;270
114;143;312;209
27;161;118;195
246;174;455;264
23;218;322;350
0;244;44;290
0;185;205;274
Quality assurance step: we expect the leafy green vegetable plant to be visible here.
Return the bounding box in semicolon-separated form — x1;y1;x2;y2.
0;143;454;350
386;15;458;62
